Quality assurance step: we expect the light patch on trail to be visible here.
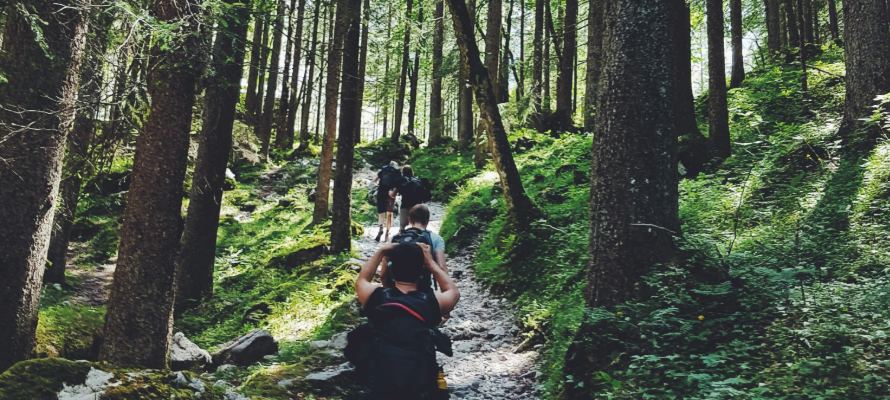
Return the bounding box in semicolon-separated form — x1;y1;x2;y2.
58;367;120;400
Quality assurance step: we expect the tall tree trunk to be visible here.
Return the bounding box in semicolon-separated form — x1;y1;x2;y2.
299;0;322;150
175;0;250;309
838;0;890;149
313;0;348;223
429;0;446;146
0;0;88;372
554;0;576;129
785;0;800;47
392;0;414;144
275;0;298;151
730;0;745;88
828;0;839;41
766;0;782;55
708;0;731;159
46;7;114;284
245;15;266;126
543;0;552;112
500;0;513;103
286;0;306;148
253;11;271;137
331;0;363;252
382;3;393;142
354;0;371;144
798;0;809;114
446;0;537;227
518;0;525;100
678;2;710;178
583;0;603;131
408;7;424;136
260;0;284;161
457;0;475;149
100;0;203;368
531;0;543;122
485;0;502;102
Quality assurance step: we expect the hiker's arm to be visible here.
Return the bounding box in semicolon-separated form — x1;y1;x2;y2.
420;244;459;315
389;187;397;198
356;244;396;307
379;256;391;288
435;249;447;273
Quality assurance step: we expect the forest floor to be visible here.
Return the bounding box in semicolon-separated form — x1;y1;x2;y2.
352;167;539;399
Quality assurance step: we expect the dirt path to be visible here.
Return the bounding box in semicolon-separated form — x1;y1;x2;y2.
353;169;539;399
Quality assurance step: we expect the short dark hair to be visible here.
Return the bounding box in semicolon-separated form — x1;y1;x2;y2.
402;165;414;178
389;243;424;283
408;204;430;225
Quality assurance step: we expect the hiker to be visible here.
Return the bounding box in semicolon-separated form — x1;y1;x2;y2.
372;161;402;242
353;242;459;400
384;205;447;291
388;165;433;231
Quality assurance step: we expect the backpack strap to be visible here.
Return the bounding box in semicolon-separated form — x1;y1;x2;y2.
422;230;439;291
380;303;426;323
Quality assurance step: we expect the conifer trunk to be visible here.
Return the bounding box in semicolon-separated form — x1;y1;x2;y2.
260;0;284;161
785;0;800;47
485;0;502;102
531;0;543;122
828;0;839;41
392;0;414;144
275;0;298;151
298;0;322;151
554;0;577;129
175;0;250;309
354;0;371;144
765;0;782;55
245;15;266;126
708;0;731;159
0;0;88;372
429;0;446;146
100;0;203;368
457;0;475;149
285;0;306;149
583;0;603;132
408;7;424;136
730;0;745;88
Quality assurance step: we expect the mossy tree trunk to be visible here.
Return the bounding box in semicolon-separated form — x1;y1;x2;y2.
331;0;363;252
446;0;537;227
707;0;731;159
99;0;203;369
0;0;88;373
175;0;250;310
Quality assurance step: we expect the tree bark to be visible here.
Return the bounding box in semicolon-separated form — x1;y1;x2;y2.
429;0;446;146
485;0;502;102
175;0;250;309
802;0;813;43
828;0;839;41
554;0;577;129
408;7;424;136
245;15;266;126
392;0;414;144
531;0;543;122
583;0;603;132
457;0;475;149
285;0;307;149
313;0;348;223
678;3;710;178
354;0;371;144
838;0;890;150
785;0;800;47
730;0;745;88
275;0;299;151
708;0;731;159
543;0;552;112
298;0;322;150
798;0;809;114
499;0;513;104
0;0;88;372
100;0;203;369
260;0;285;161
331;0;363;252
446;0;537;227
518;0;525;100
765;0;782;55
382;3;393;142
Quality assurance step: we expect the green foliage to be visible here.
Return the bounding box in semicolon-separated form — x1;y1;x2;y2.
35;304;105;360
410;142;479;202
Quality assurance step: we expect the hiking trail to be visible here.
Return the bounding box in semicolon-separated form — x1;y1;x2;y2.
353;167;539;399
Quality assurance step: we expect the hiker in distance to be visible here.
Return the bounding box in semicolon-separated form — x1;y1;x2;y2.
353;242;459;399
373;161;402;242
389;165;434;231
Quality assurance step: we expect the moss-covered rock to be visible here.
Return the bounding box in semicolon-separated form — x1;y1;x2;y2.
34;304;105;360
0;358;91;399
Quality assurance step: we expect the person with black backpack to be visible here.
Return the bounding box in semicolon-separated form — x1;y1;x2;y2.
352;242;459;400
384;205;447;294
373;161;402;242
388;165;434;231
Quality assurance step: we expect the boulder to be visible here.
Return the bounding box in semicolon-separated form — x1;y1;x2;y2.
213;329;278;366
329;332;349;350
170;332;213;371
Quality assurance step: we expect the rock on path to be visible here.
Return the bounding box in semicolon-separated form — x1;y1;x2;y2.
353;168;538;399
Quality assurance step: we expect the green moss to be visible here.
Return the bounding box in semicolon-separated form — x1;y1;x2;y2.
0;358;91;399
35;304;105;359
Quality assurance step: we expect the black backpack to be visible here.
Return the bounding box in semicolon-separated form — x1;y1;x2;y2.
402;177;433;205
390;228;437;291
379;165;402;189
346;289;451;398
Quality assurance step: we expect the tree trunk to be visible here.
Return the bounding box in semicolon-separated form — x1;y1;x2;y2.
260;0;284;161
285;0;306;149
0;0;88;372
175;0;249;309
100;0;203;369
543;0;552;112
678;3;710;178
253;10;271;136
708;0;731;159
382;3;393;142
354;0;371;144
554;0;577;129
730;0;745;88
485;0;502;102
766;0;782;55
429;0;446;146
803;0;813;43
583;0;603;132
785;0;800;47
245;15;266;126
275;0;299;151
828;0;838;41
392;0;414;144
408;7;424;136
798;0;809;114
331;0;363;252
446;0;537;227
457;0;475;149
838;0;890;150
313;0;348;223
298;0;321;150
518;0;525;100
531;0;543;122
499;0;513;104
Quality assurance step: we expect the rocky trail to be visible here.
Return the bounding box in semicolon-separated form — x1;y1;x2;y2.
353;169;539;399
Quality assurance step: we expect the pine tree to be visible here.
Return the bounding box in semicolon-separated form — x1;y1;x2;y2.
392;0;415;144
554;0;577;129
730;0;745;88
583;0;603;131
429;0;446;146
707;0;731;159
259;0;284;161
